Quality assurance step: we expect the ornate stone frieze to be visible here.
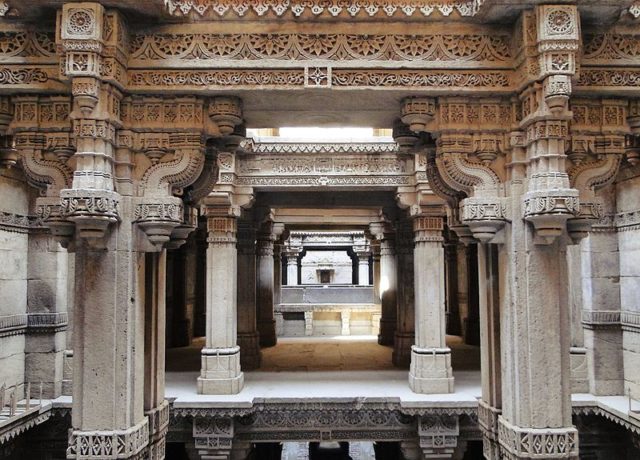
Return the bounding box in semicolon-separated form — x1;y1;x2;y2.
583;32;640;64
120;97;204;131
67;418;149;460
242;141;398;155
0;31;56;60
164;0;486;19
0;211;44;233
26;312;68;333
576;69;640;89
192;417;233;454
0;68;51;86
127;68;512;91
497;417;578;459
0;314;27;338
130;32;511;64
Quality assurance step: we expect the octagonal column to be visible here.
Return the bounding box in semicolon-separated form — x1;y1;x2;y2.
256;221;277;347
197;209;243;395
409;216;454;394
371;223;397;346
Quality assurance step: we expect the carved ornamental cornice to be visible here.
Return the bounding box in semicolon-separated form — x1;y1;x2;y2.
163;0;487;19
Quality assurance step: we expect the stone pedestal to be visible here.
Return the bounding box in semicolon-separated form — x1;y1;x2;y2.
408;217;453;393
236;220;261;370
198;213;244;395
256;224;277;347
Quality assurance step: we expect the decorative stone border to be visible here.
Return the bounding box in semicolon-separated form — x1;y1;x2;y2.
0;313;68;337
0;212;45;234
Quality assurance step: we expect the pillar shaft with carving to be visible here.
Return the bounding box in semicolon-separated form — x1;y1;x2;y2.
409;216;454;394
375;227;397;346
236;219;261;370
198;207;243;394
393;218;415;368
256;221;277;347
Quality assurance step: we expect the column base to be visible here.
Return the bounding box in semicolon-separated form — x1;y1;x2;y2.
258;320;277;347
67;418;150;459
392;332;414;368
377;318;396;346
497;417;578;459
198;347;244;395
408;347;454;394
238;332;262;370
146;401;170;460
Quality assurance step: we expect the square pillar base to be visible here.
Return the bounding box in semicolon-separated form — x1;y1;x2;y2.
497;417;578;459
198;347;244;395
409;347;454;394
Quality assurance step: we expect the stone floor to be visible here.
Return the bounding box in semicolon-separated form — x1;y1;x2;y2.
165;335;481;373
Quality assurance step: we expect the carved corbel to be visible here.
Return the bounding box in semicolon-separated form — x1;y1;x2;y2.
167;205;198;250
401;97;436;133
208;97;243;136
135;133;206;249
418;415;459;458
627;100;640;165
393;118;420;150
435;136;506;242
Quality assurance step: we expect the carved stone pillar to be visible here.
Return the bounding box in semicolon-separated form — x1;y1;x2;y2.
455;244;470;343
143;251;169;460
236;218;261;370
198;207;243;395
372;241;381;304
273;227;284;311
285;250;300;286
256;220;277;347
393;218;414;367
409;216;454;394
355;239;371;285
371;223;397;346
478;244;502;460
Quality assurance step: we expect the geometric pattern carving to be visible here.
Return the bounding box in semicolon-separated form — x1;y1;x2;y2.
67;419;149;459
131;32;511;63
164;0;486;18
498;417;578;459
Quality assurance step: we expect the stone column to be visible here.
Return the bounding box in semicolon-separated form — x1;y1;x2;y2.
355;245;371;285
143;251;169;460
236;219;261;370
444;237;461;336
285;250;299;286
197;208;243;395
371;223;397;346
69;223;148;459
456;244;470;343
409;216;454;394
393;218;414;368
256;221;277;347
371;241;381;302
477;244;502;460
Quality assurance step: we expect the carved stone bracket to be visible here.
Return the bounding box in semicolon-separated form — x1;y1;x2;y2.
133;196;183;250
418;414;459;458
192;417;234;459
60;188;120;242
459;196;509;243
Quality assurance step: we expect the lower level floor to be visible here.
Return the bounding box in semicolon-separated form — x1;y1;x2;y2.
2;361;640;459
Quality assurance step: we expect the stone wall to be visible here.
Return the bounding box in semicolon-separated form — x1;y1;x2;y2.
0;170;30;395
300;250;353;284
617;172;640;400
